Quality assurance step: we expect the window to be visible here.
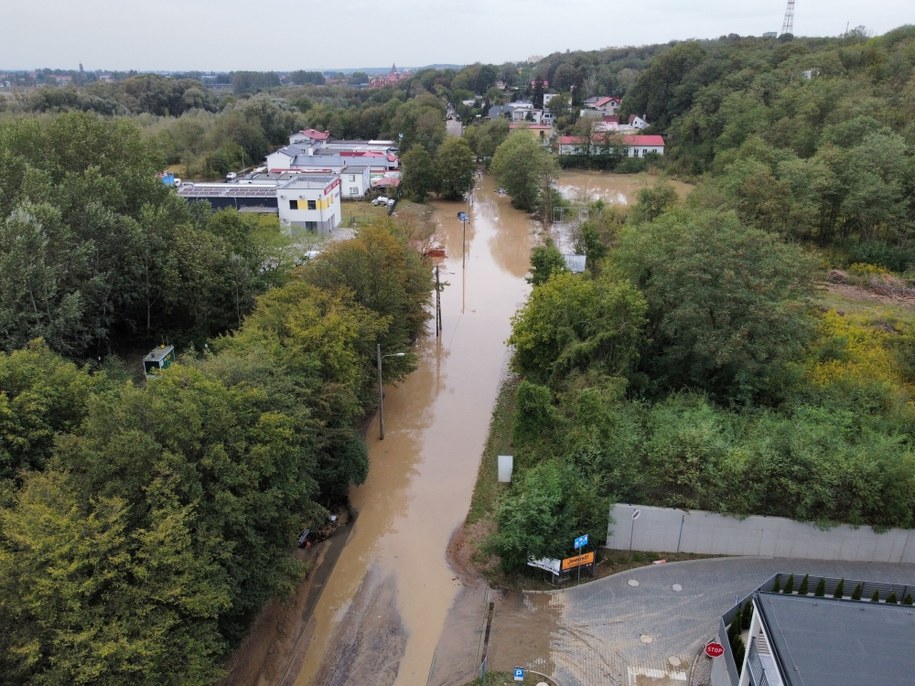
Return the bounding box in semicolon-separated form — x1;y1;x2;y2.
289;200;298;210
350;187;359;195
305;221;317;231
307;200;317;210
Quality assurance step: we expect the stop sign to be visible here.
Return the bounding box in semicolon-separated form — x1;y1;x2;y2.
705;642;725;658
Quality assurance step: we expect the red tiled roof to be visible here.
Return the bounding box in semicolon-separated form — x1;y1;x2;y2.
298;128;330;140
622;135;664;146
559;136;587;145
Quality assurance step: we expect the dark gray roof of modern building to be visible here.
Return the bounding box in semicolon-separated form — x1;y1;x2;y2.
756;591;915;686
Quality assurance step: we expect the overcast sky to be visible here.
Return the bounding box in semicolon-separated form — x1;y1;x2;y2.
1;0;911;72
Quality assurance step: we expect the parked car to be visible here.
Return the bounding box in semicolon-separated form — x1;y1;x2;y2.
297;528;315;548
371;195;392;206
225;172;237;182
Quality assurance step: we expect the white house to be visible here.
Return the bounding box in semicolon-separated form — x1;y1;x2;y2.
340;165;371;200
277;176;342;234
622;134;664;156
556;134;664;157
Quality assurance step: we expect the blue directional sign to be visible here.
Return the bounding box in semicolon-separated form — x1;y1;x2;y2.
513;666;525;681
457;211;468;221
574;534;589;549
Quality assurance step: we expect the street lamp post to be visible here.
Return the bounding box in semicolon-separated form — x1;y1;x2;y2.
457;211;468;268
377;344;406;440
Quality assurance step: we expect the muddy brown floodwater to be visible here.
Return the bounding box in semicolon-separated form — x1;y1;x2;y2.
269;172;684;686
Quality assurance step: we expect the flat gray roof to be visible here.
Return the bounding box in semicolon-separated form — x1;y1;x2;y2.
757;592;915;686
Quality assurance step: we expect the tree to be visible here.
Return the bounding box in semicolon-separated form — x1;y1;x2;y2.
486;459;610;572
435;137;476;201
400;145;438;202
0;342;97;481
289;70;326;86
302;222;433;356
491;131;558;213
627;181;680;225
508;271;646;388
528;242;567;286
612;209;816;403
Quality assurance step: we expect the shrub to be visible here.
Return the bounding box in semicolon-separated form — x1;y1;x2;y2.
731;634;746;667
833;578;845;599
783;574;795;594
814;578;826;597
772;575;782;593
886;592;899;604
903;594;913;605
798;574;809;595
741;601;752;630
871;589;881;602
851;583;862;600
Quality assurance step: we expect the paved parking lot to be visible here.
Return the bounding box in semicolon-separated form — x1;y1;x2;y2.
487;557;915;685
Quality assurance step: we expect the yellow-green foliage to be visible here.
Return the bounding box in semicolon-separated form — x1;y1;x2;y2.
808;310;914;404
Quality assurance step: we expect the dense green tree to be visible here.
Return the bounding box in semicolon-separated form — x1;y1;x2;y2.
289;70;326;86
486;458;610;572
490;131;558;213
612;209;816;403
527;242;568;286
509;271;646;388
0;342;97;481
435;137;476;201
301;222;433;354
400;145;438;202
627;181;680;225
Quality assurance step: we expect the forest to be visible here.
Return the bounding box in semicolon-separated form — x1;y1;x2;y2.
0;111;432;682
0;23;914;680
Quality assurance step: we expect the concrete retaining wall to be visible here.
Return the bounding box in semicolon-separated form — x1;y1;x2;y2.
606;504;915;563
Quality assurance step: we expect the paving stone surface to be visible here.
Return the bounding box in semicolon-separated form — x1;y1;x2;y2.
489;557;915;686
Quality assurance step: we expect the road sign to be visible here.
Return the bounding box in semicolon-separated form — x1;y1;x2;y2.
574;534;589;549
513;666;525;681
632;508;641;520
561;551;595;571
705;642;725;658
457;211;468;221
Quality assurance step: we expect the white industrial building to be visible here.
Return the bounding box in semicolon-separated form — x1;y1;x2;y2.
277;176;342;234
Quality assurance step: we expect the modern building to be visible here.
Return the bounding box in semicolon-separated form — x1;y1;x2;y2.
739;590;915;686
276;175;341;233
177;183;278;211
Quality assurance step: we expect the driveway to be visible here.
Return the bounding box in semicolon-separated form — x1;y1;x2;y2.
486;557;915;685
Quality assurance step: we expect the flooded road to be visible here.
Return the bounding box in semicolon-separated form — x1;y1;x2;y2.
291;173;537;686
287;171;675;686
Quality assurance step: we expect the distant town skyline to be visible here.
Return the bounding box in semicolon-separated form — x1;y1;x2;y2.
1;0;911;72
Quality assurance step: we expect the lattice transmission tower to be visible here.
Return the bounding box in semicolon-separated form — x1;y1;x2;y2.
781;0;795;36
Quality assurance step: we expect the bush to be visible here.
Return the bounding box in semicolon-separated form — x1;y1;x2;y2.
783;574;795;593
741;601;752;630
903;594;913;605
798;574;809;594
731;634;746;667
814;578;826;596
871;589;881;602
851;583;863;600
833;578;845;599
886;592;899;604
772;575;782;593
